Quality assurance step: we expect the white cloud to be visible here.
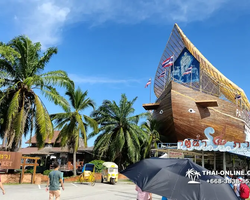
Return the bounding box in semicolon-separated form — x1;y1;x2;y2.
2;0;246;48
69;74;141;85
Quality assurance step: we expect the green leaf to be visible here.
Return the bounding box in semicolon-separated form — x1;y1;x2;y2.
6;89;21;130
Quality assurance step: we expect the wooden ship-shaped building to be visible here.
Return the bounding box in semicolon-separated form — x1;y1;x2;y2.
143;24;250;146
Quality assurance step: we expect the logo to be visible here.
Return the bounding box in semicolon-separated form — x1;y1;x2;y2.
185;168;201;184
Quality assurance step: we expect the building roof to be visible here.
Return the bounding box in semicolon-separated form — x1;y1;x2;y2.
19;146;94;155
154;23;250;110
19;147;39;155
25;131;60;144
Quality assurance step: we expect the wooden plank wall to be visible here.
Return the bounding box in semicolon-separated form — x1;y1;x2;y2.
171;82;245;142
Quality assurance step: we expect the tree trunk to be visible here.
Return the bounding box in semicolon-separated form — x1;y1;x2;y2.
73;149;76;176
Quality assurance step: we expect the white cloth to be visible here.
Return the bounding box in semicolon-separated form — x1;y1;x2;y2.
234;183;240;197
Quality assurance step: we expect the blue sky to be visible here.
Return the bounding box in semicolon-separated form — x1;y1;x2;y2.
1;0;250;148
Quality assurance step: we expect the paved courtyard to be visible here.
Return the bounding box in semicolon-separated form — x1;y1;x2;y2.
0;182;162;200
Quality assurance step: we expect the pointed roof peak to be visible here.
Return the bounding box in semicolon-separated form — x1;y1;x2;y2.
154;24;250;109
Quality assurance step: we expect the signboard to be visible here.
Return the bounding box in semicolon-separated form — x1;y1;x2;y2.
177;127;250;153
168;151;184;159
172;47;200;84
0;151;22;169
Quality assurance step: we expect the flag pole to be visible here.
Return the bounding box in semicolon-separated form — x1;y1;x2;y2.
190;65;192;87
172;55;174;81
164;69;166;88
150;77;151;103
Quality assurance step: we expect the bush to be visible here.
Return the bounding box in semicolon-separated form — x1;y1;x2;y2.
89;160;105;172
43;170;53;176
24;169;33;174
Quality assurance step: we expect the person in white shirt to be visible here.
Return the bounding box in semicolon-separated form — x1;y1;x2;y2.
234;176;243;199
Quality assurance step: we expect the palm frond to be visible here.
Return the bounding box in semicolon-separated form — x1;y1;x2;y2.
0;44;20;63
40;70;74;90
44;106;54;142
109;128;125;161
75;113;87;147
83;115;98;134
13;96;25;140
41;86;70;112
34;94;47;146
37;47;57;69
6;89;21;130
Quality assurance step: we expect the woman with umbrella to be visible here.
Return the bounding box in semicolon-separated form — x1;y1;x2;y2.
136;185;152;200
122;158;238;200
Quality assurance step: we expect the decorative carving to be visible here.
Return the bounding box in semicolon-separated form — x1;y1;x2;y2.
193;140;199;147
233;142;241;148
185;140;191;148
213;126;227;145
188;109;195;113
245;141;249;148
201;141;207;147
178;140;183;146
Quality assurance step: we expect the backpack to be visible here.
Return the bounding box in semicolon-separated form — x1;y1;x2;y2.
240;183;249;199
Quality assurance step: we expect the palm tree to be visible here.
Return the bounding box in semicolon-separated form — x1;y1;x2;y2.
0;36;73;151
0;43;20;63
51;85;98;176
89;94;148;169
140;115;161;158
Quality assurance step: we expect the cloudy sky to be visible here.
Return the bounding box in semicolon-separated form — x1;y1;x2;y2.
1;0;250;147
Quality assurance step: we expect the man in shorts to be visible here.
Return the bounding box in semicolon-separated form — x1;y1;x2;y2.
46;162;64;200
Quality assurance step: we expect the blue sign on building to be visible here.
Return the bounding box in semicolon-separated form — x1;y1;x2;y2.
171;48;200;84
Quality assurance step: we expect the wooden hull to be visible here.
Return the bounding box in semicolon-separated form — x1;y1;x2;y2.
153;81;247;143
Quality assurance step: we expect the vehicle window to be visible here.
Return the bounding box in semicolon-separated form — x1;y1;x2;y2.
108;168;118;173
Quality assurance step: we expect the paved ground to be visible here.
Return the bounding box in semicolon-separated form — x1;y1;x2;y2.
0;182;162;200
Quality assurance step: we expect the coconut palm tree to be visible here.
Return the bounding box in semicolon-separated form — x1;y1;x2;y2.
89;94;148;169
0;36;73;151
0;42;20;63
50;85;98;176
140;115;161;158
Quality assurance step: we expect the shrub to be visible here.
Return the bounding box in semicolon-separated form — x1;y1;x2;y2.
24;169;33;174
89;160;105;172
43;170;53;176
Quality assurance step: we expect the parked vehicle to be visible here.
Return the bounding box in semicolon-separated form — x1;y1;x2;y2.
101;162;118;184
78;163;96;186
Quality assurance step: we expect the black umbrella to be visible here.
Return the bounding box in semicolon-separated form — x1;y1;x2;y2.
121;158;238;200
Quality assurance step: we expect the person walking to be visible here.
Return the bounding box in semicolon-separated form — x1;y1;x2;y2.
135;185;152;200
225;174;234;189
46;162;64;200
0;175;5;195
234;176;249;200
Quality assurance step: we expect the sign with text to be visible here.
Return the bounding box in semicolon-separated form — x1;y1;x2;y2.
0;151;22;169
168;151;184;158
177;127;250;153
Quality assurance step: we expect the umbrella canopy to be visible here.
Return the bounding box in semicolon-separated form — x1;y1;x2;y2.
121;158;238;200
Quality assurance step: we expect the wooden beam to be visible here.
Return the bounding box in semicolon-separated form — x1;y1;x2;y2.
142;103;160;110
20;157;39;184
196;100;218;107
21;158;26;184
22;156;40;160
32;159;38;184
